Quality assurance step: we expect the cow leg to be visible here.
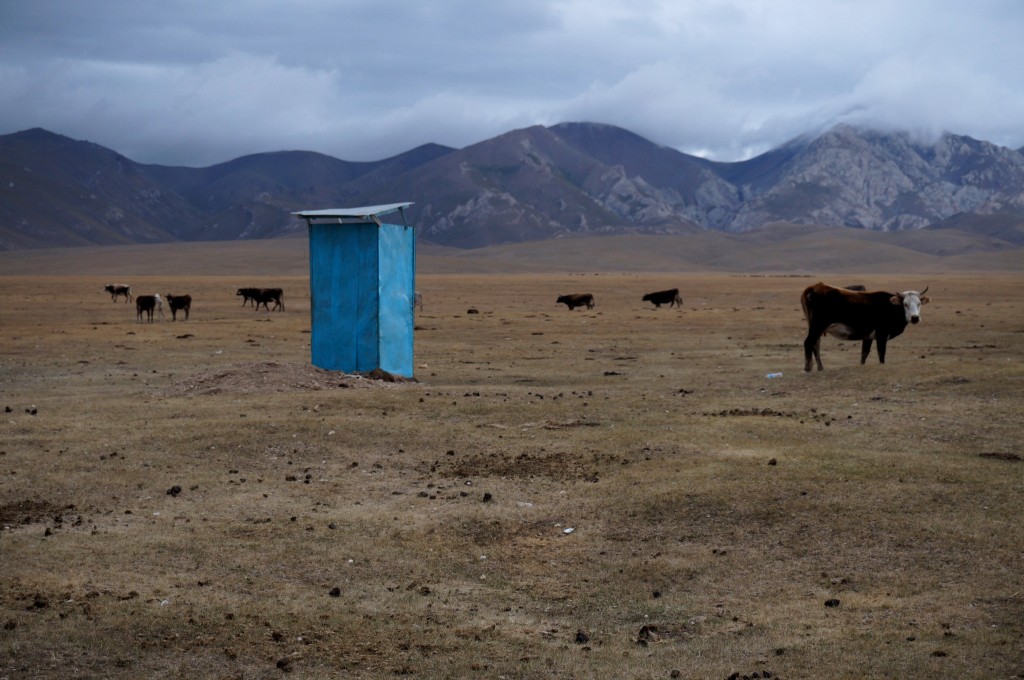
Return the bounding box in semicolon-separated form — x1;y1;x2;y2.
804;329;825;372
860;339;873;364
876;336;887;364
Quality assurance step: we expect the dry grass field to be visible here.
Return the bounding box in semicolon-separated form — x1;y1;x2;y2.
1;237;1022;679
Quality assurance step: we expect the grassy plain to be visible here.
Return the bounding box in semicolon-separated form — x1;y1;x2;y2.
1;237;1022;679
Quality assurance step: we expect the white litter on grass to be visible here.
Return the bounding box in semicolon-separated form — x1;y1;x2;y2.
563;527;575;534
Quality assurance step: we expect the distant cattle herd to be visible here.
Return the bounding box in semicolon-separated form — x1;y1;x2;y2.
103;283;287;324
236;287;285;312
102;280;932;370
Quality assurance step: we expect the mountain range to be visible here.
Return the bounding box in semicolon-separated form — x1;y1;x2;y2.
2;123;1023;251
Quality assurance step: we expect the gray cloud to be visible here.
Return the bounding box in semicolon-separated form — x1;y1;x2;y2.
1;0;1022;166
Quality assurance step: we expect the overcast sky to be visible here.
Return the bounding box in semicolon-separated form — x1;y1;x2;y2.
2;0;1022;167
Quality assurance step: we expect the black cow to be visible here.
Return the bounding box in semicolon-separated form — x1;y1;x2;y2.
236;287;261;307
253;288;284;312
642;288;682;308
165;294;192;321
104;284;132;303
135;295;156;323
557;293;595;310
801;282;930;371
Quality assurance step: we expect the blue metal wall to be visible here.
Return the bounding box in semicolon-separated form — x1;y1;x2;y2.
308;221;415;377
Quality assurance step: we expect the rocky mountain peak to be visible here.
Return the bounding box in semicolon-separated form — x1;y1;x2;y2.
2;122;1023;250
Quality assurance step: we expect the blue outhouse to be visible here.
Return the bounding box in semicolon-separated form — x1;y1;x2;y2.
294;203;416;378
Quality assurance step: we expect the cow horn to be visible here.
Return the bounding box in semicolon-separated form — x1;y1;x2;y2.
920;285;929;295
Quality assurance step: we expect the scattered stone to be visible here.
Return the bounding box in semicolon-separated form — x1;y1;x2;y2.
768;458;777;466
482;492;493;503
166;485;182;497
466;308;479;314
328;587;341;597
575;629;590;644
824;598;840;608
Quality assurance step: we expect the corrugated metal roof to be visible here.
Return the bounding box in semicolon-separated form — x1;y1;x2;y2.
293;203;413;222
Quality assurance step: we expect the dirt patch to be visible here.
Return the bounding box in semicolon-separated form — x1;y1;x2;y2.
157;361;415;396
0;499;68;528
978;452;1021;462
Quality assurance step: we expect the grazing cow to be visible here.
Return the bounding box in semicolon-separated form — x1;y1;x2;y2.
135;295;157;323
165;294;192;321
153;293;166;320
236;287;261;307
104;284;132;303
253;288;284;312
556;293;595;310
642;288;682;308
801;282;930;372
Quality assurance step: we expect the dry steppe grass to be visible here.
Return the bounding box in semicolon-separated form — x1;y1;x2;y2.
0;242;1022;679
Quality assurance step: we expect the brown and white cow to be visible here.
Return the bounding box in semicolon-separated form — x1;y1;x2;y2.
165;294;192;321
801;282;930;372
557;293;595;310
104;284;132;303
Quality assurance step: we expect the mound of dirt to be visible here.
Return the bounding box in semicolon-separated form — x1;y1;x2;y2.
158;361;414;396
